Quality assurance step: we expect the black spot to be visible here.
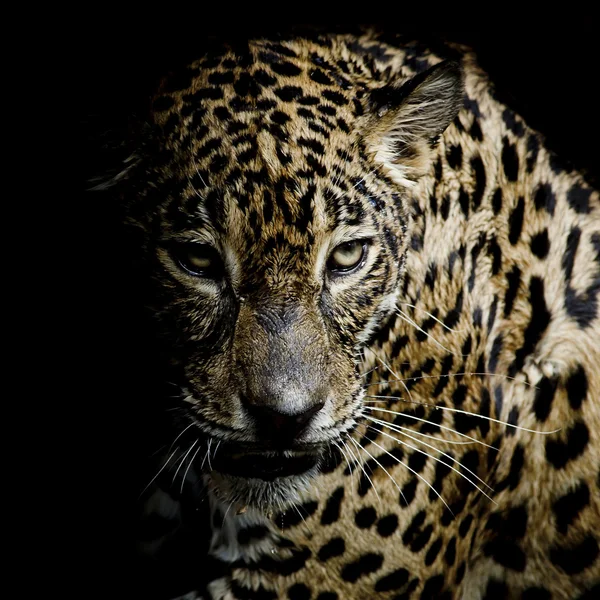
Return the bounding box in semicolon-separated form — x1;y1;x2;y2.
503;266;521;317
271;110;291;125
550;536;599;575
410;524;433;552
470;156;487;209
425;538;443;566
452;384;468;407
509;277;551;376
402;510;426;545
444;537;456;566
310;69;333;85
447;144;463;170
420;574;444;599
483;538;526;571
553;481;590;535
562;227;581;281
270;60;302;77
376;514;398;537
487;236;502;275
400;478;418;507
566;365;588;410
567;184;592;214
322;90;347;106
425;262;438;290
298;95;320;106
470;120;483;141
321;486;344;525
497;444;524;492
483;579;509;600
533;376;557;422
408;451;427;474
374;567;409;592
533;183;556;215
502;108;525;137
530;229;550;259
433;354;454;398
440;195;450;220
546;420;589;469
522;588;552;600
318;537;345;562
298;137;325;155
275;86;304;101
458;189;470;218
488;334;503;374
444;289;464;329
458;514;473;538
341;552;384;582
508;196;525;245
455;562;465;584
491;188;503;214
254;69;277;87
428;451;452;501
288;583;311;600
502;137;519;181
355;506;377;528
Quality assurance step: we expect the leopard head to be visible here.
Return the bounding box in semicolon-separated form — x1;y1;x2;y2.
120;39;463;509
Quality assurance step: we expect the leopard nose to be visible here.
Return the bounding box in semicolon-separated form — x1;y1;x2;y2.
244;401;325;445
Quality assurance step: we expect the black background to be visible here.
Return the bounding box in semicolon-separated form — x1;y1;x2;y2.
76;23;599;599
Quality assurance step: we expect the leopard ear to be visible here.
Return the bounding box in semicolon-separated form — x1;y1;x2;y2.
364;60;464;186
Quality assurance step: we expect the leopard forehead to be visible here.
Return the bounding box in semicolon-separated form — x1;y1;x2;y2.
143;37;424;240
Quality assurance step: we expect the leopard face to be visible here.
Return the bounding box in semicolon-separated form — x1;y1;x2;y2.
122;42;462;509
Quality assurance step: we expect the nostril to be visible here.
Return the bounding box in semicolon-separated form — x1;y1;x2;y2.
245;401;325;443
294;402;325;428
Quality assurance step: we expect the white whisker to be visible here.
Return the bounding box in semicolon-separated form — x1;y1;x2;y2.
138;447;179;499
362;405;498;450
396;309;456;355
172;440;199;485
348;436;382;508
353;438;408;507
364;372;539;389
397;301;467;333
371;352;416;408
366;437;453;515
181;441;203;494
366;419;495;499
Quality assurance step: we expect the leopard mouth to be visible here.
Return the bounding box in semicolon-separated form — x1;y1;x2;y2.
212;442;321;481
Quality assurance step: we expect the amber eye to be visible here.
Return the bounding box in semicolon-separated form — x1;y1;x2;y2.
171;243;224;278
327;240;368;274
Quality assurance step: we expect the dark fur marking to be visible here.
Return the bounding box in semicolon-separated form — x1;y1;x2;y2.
550;536;599;575
530;229;550;259
508;196;525;245
553;481;590;535
545;421;589;469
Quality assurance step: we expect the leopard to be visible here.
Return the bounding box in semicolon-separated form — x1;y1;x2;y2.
105;28;600;599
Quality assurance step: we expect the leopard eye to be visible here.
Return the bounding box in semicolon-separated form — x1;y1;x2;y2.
327;240;368;274
171;243;224;278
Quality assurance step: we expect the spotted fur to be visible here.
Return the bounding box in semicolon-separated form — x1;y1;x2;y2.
116;30;600;599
